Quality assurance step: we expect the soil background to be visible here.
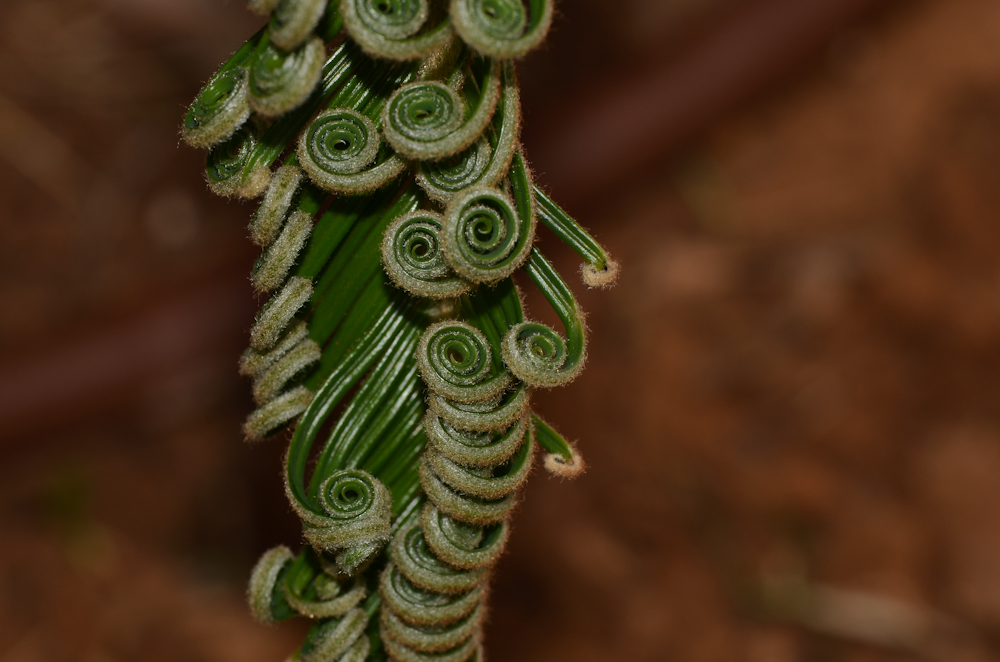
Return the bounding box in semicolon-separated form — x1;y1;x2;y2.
1;0;1000;660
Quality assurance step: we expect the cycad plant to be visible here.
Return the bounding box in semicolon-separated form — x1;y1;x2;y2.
181;1;618;659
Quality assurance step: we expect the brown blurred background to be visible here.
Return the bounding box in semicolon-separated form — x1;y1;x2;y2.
2;0;999;660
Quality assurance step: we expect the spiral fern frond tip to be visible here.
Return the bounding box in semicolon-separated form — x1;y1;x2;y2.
182;0;617;657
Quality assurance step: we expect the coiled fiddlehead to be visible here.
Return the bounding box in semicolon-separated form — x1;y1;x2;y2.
381;212;472;299
252;209;314;292
392;523;486;593
380;563;484;626
249;35;326;116
381;604;483;653
501;249;586;388
250;164;304;246
424;429;533;501
298;108;407;195
300;608;369;662
428;381;528;432
425;410;526;468
416;322;511;403
383;60;500;160
269;0;328;50
450;0;553;59
182;67;250;149
206;125;272;198
248;545;295;623
182;0;615;657
440;185;530;284
293;469;393;573
340;0;453;61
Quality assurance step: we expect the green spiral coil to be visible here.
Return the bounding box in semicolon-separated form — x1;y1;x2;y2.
428;381;528;433
381;212;471;299
248;36;326;117
440;186;531;284
416;322;512;403
423;429;533;501
450;0;553;59
340;0;453;60
293;469;393;573
380;562;484;626
269;0;327;50
298;108;408;194
392;523;487;593
205;125;271;198
383;61;500;160
501;249;587;388
380;604;484;654
424;410;527;468
421;503;508;569
182;67;250;149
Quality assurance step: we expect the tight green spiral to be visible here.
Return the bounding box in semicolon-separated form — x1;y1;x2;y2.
421;503;508;569
300;108;381;173
381;212;471;299
340;0;453;60
416;322;511;403
501;250;587;388
285;574;367;619
419;458;516;524
380;562;484;626
294;469;393;573
392;523;487;593
248;36;326;117
383;61;500;160
423;429;533;501
300;608;369;662
269;0;327;50
298;109;407;194
205;125;271;198
450;0;553;58
417;137;492;202
248;545;294;623
440;186;531;284
428;381;528;432
182;67;250;148
382;625;482;662
250;164;304;246
381;603;484;654
424;411;527;468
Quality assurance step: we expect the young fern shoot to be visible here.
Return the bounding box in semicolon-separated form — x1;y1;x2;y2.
182;0;619;659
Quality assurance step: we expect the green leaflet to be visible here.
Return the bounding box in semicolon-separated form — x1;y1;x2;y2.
182;1;616;659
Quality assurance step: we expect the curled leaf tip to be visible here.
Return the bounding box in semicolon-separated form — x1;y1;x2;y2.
340;0;453;61
251;165;304;247
248;545;294;624
417;322;512;403
450;0;554;59
543;448;585;478
250;276;315;351
299;608;368;662
206;127;273;198
249;36;326;117
382;212;472;300
441;186;531;284
252;209;314;293
182;67;250;149
243;385;314;441
269;0;327;51
582;257;620;289
300;470;393;574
